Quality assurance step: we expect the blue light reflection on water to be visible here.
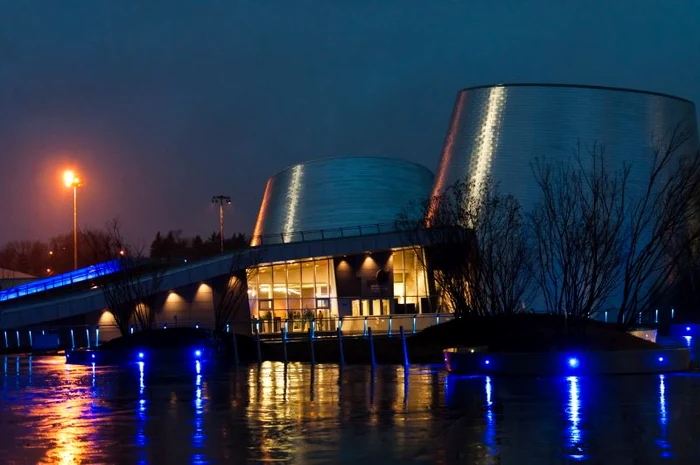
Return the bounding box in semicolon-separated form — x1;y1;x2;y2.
484;376;496;455
658;374;671;458
192;359;206;465
566;376;585;461
135;360;147;464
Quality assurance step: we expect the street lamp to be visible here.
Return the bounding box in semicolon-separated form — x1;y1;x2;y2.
212;195;231;252
64;170;84;270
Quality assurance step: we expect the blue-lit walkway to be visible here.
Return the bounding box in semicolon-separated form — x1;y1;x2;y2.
0;260;121;303
0;229;426;328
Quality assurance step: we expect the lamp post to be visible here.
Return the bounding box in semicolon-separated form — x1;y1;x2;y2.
211;195;231;252
64;170;84;270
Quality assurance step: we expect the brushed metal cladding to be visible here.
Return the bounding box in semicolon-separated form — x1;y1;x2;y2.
252;157;434;244
431;84;699;213
431;83;699;312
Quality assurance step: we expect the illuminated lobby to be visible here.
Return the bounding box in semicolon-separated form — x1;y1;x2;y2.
246;247;435;334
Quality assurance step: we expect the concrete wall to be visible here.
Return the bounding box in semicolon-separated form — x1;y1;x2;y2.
9;276;254;346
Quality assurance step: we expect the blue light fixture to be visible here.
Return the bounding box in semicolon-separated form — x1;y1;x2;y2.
568;357;580;368
138;352;145;359
194;349;202;358
484;359;491;366
686;326;691;332
658;356;664;362
91;353;96;359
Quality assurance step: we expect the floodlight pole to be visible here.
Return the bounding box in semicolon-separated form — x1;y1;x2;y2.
64;171;84;270
212;195;232;252
73;185;78;270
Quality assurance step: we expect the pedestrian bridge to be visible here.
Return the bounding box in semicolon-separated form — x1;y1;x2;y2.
0;225;428;329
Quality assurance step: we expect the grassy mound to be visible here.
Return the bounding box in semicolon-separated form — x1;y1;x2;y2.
409;313;659;353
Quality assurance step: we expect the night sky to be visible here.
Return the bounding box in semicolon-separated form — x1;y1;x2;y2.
1;1;698;245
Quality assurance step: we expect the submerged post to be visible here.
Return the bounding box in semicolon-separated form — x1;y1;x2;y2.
337;327;345;367
368;327;376;366
231;329;240;366
281;327;288;364
308;327;316;365
400;326;409;367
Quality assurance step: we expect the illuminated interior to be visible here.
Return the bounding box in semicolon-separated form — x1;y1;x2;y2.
248;257;336;326
248;247;432;331
392;248;430;313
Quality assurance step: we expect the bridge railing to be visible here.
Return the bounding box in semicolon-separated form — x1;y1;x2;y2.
248;221;405;246
252;313;455;337
0;260;121;303
0;313;455;353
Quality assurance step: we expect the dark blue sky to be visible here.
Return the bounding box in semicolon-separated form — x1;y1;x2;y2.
1;1;698;244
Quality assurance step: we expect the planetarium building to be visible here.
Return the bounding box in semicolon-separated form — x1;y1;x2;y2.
244;84;699;332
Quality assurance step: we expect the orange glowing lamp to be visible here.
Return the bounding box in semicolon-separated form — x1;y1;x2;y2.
63;170;83;188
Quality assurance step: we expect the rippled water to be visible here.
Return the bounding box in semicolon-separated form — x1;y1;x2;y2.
1;344;700;464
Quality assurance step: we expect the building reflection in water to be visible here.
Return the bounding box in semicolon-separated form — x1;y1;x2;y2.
244;363;440;462
566;376;586;461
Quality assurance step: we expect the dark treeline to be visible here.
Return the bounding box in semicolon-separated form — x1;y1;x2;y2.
149;230;248;261
0;228;248;279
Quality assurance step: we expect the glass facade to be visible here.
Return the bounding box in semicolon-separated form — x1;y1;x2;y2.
392;248;431;313
248;248;433;332
248;257;337;330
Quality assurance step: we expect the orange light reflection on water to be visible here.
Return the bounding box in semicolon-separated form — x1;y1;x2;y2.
8;357;110;465
245;362;439;462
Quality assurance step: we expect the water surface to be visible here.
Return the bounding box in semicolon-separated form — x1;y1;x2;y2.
1;340;699;464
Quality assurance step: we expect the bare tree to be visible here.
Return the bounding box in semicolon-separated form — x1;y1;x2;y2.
84;219;164;336
615;125;700;328
213;248;260;333
400;178;534;316
530;143;627;322
530;124;700;329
